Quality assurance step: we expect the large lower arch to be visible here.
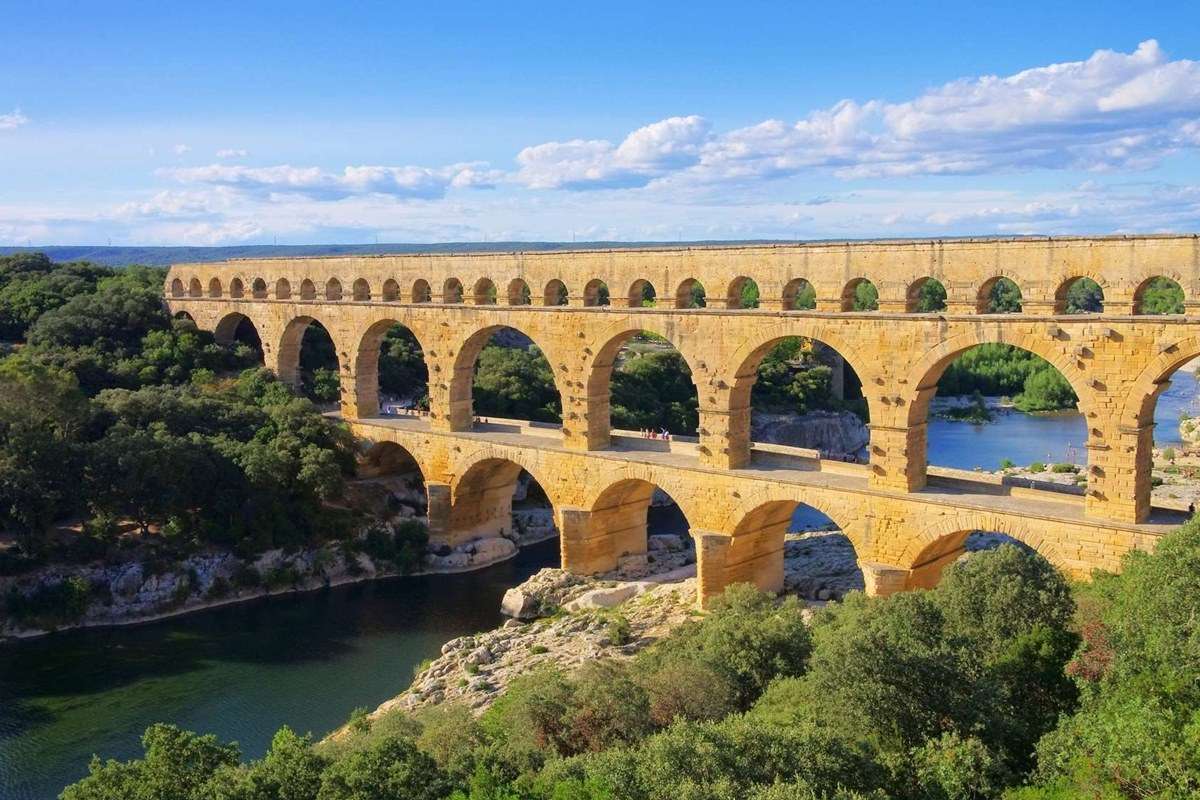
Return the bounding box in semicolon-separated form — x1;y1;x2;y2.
353;318;431;418
448;455;556;546
574;476;693;575
446;324;566;433
214;311;261;349
1120;337;1200;521
898;513;1064;590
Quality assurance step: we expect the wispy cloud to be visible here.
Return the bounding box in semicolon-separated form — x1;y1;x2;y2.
173;143;191;155
0;109;29;131
162;162;504;200
216;148;248;158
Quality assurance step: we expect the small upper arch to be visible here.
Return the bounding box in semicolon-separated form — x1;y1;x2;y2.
229;277;245;298
443;278;464;303
977;276;1022;313
675;278;706;308
906;277;947;313
507;278;531;305
472;277;497;305
726;276;761;309
782;278;816;310
300;279;317;301
412;279;432;303
325;277;343;301
627;279;657;308
187;277;203;298
207;277;223;298
275;278;292;300
1134;275;1184;315
1054;275;1105;314
544;279;568;306
583;279;610;307
841;278;878;311
381;278;400;302
352;278;371;301
170;278;185;297
252;278;268;299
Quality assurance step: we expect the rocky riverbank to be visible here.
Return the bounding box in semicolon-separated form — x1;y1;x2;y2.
0;507;562;642
751;409;868;459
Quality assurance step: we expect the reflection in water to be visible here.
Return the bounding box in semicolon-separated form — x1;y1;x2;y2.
0;540;560;800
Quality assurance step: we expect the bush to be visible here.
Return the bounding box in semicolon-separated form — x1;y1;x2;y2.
1029;462;1046;473
999;458;1016;470
1050;463;1077;474
231;563;260;589
4;575;92;627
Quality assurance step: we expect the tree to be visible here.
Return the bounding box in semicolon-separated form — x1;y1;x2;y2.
986;278;1022;313
472;345;561;423
1138;276;1184;315
1064;278;1103;314
852;282;878;311
61;724;241;800
317;735;452;800
915;280;947;312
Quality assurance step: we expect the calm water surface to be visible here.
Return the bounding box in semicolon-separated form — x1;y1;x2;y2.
927;369;1198;470
0;540;560;800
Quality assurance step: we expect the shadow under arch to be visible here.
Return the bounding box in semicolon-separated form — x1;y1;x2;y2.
902;330;1093;487
899;513;1065;590
276;313;341;390
582;475;694;574
448;454;557;545
447;323;567;432
352;317;432;418
728;498;861;596
360;439;428;486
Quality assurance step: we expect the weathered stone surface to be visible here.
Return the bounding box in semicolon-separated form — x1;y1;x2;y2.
167;236;1197;610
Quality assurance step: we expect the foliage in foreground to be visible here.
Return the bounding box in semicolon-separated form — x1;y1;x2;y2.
65;531;1200;800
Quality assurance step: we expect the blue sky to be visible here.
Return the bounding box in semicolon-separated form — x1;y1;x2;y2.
3;1;1200;245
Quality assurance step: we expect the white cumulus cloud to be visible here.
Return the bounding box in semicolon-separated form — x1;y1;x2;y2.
161;162;502;200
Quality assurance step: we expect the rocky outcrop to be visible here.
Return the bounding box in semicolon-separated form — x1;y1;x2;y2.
751;410;868;458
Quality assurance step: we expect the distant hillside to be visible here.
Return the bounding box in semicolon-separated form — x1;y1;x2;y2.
0;241;786;268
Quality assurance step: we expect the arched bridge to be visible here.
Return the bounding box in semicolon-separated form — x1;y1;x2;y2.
165;235;1198;606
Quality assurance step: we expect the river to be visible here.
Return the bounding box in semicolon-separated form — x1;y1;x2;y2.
4;373;1198;799
0;540;561;800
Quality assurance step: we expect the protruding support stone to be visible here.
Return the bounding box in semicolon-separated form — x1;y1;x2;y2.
1085;423;1154;523
867;422;927;492
425;481;452;546
860;562;911;597
698;404;750;469
696;531;732;609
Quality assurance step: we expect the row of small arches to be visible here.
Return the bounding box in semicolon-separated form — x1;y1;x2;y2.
170;273;1188;315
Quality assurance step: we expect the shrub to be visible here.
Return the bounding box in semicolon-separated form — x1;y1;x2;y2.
204;576;230;600
605;613;632;646
5;575;92;627
999;458;1016;470
1029;462;1046;473
1050;463;1077;473
231;563;260;588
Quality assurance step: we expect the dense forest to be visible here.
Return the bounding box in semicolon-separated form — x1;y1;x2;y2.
58;520;1200;799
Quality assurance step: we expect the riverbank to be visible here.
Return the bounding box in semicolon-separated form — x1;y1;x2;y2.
0;507;560;642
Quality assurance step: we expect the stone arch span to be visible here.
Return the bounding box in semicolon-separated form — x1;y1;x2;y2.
1117;335;1200;521
361;439;429;485
1054;274;1107;314
447;453;557;545
276;313;344;391
976;275;1023;313
214;310;259;346
569;471;698;575
899;513;1065;590
446;323;568;433
722;330;875;469
582;321;703;449
895;329;1094;492
352;318;433;418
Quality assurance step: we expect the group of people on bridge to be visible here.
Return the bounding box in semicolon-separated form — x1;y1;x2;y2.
639;428;673;441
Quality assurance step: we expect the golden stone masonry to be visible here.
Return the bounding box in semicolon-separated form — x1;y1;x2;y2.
166;235;1200;607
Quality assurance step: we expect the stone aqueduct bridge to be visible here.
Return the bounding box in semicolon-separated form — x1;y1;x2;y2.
165;235;1200;606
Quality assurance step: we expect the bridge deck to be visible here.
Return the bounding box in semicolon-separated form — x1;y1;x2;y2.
348;414;1184;537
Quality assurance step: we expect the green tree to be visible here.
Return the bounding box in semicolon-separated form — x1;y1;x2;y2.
985;278;1022;313
915;280;947;312
472;344;562;422
1138;276;1184;315
317;736;452;800
1064;278;1103;314
61;724;241;800
852;281;878;311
